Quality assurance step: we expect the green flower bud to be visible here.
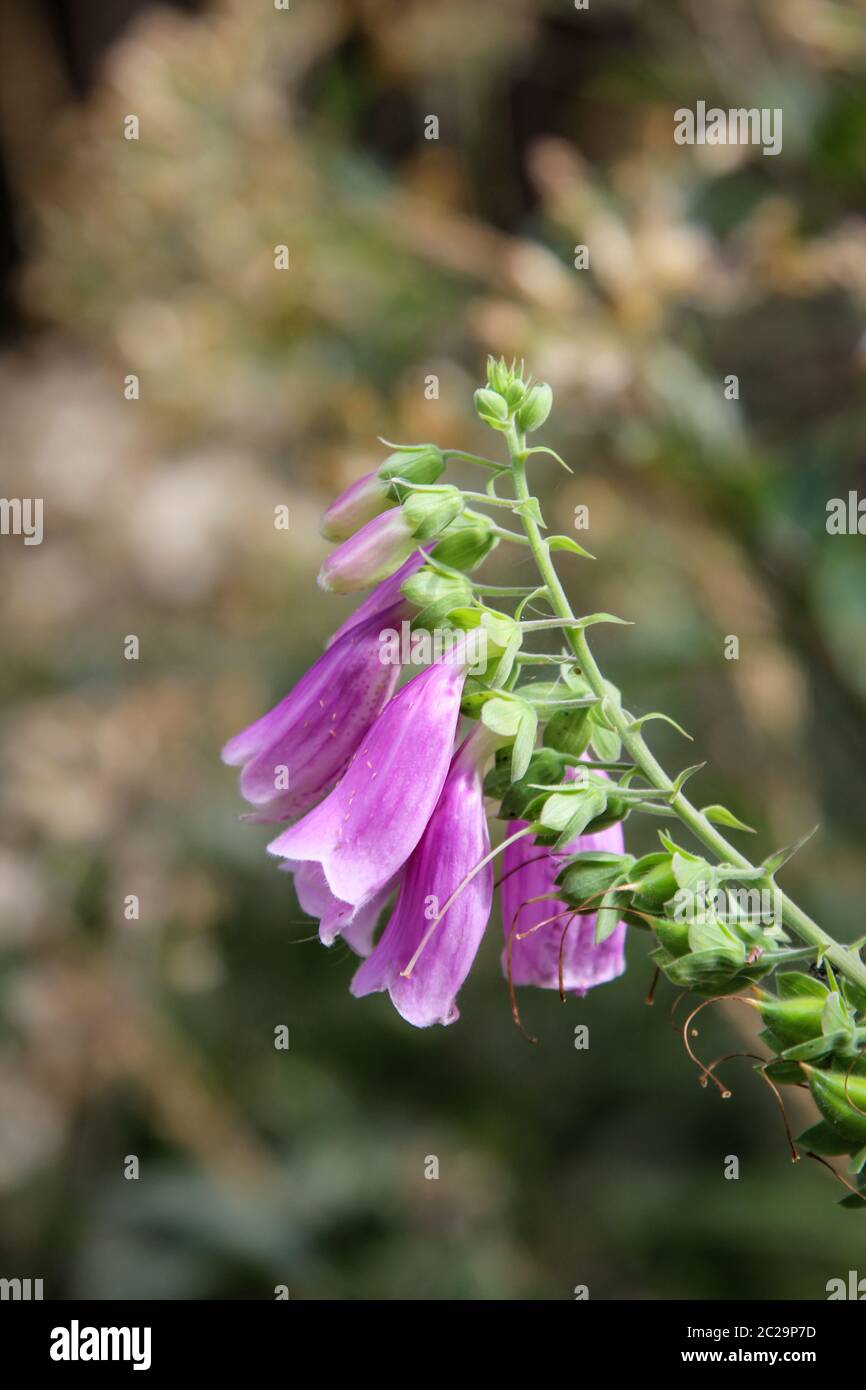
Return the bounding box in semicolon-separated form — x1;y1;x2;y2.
515;382;553;433
400;566;472;630
542;705;593;758
795;1119;853;1156
746;991;827;1050
486;356;511;394
320;469;392;541
804;1064;866;1148
431;509;498;572
659;946;752;996
379;445;445;488
653;918;691;958
556;853;633;908
474;387;510;430
400;485;464;542
483;746;567;819
630;853;678;910
502;377;527;409
584;795;630;834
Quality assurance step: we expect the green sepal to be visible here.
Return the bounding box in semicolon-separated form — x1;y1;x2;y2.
401;566;472;631
672;851;714;895
761;1059;809;1086
777;971;829;1000
629;853;678;911
653;918;692;959
379;444;446;487
804;1064;866;1147
588;709;621;763
400;485;464;542
595;884;631;944
842;977;866;1015
431;510;498;572
474;387;510;430
781;1031;852;1063
582;797;631;834
687;917;742;955
556;853;634;911
515;382;552;433
539;784;608;849
484;747;567;820
543;705;594;758
796;1120;853;1157
447;606;520;683
478;694;538;782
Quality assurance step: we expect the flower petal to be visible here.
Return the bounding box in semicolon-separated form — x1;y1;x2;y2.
222;607;403;820
351;730;493;1026
268;655;466;908
501;760;627;996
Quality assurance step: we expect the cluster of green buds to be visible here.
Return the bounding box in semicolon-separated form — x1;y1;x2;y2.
475;357;553;434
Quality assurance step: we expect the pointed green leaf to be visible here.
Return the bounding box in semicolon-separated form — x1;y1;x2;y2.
547;535;595;559
629;712;693;741
700;804;756;834
762;825;820;876
796;1120;852;1157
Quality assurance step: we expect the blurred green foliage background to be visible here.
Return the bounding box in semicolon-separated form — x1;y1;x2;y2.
1;0;865;1299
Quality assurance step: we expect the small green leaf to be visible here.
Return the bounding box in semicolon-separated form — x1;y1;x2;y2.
514;496;546;528
669;763;707;796
762;825;820;876
629;712;693;741
700;804;756;834
547;534;595;560
796;1120;852;1157
572;611;632;627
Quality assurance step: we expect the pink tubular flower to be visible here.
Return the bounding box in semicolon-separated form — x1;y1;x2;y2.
500;773;627;996
318;508;416;594
320;469;394;542
221;559;424;821
267;648;469;910
327;551;425;648
287;861;394;955
350;727;495;1026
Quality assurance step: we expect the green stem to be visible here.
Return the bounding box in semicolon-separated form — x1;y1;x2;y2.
504;423;866;994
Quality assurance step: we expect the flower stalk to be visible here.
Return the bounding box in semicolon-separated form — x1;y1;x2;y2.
503;421;866;997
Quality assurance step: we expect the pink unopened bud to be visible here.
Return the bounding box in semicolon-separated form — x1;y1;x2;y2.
320;469;392;542
318;508;416;594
